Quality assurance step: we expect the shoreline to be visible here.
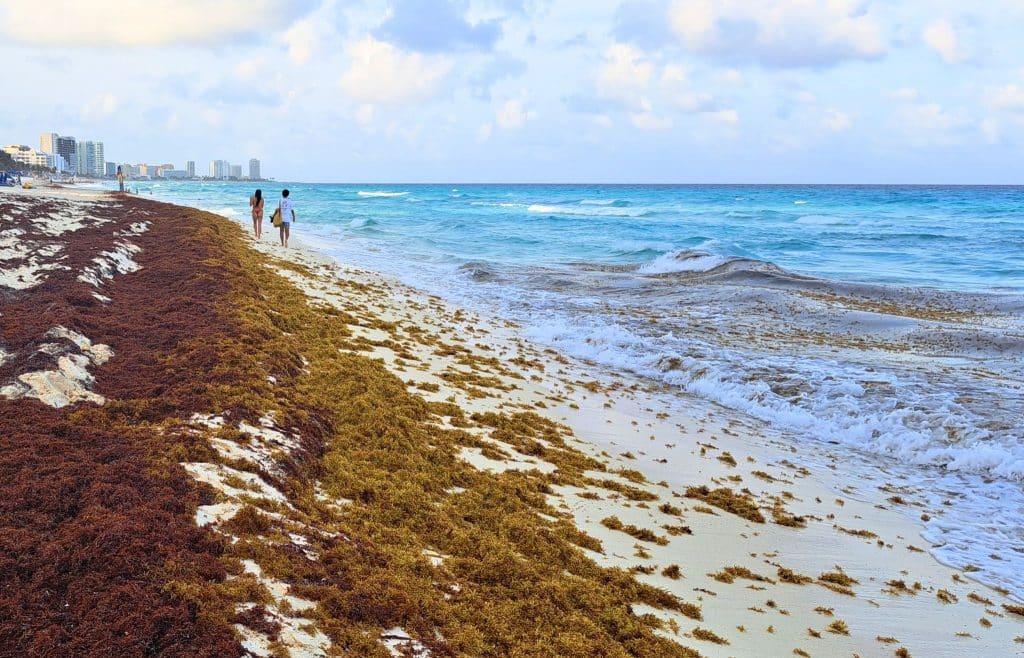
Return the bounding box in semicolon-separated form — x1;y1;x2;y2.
3;185;1023;656
217;189;1024;654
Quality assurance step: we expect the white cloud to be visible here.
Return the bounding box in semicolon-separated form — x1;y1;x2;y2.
822;108;853;132
896;102;968;146
629;98;671;130
986;83;1024;112
980;117;1001;144
282;18;320;66
667;0;885;68
718;68;745;86
0;0;304;47
593;115;614;128
922;19;965;64
597;43;653;101
659;65;717;112
81;93;119;121
201;108;225;127
235;57;265;80
706;109;739;125
338;38;452;106
355;104;376;127
495;99;536;130
796;91;818;105
891;87;919;102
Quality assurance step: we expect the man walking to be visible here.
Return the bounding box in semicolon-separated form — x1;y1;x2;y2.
278;189;295;248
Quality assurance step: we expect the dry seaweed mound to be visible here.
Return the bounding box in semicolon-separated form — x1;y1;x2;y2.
684;486;765;523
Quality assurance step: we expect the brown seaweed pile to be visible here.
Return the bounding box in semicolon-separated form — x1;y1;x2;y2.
2;193;705;657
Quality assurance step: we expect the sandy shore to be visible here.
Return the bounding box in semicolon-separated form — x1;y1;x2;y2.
3;185;1023;657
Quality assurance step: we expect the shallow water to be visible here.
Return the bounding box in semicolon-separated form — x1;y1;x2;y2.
108;181;1024;597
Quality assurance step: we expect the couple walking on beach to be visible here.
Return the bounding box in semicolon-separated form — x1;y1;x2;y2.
250;189;296;248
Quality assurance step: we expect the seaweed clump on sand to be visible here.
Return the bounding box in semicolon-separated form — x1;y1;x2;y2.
684;485;765;523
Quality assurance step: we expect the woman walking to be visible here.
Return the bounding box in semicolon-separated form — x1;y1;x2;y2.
249;189;264;239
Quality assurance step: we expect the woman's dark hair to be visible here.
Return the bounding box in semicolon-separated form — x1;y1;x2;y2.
282;189;290;198
254;189;262;202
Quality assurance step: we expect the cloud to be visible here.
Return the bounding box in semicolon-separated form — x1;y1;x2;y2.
980;117;1001;144
597;43;653;102
0;0;306;47
375;0;502;53
81;93;119;121
338;37;452;106
891;87;919;102
667;0;885;68
986;83;1024;112
628;98;671;130
659;65;719;112
718;68;745;86
282;18;321;66
495;99;536;129
822;108;853;132
706;108;738;125
896;102;968;146
922;19;965;64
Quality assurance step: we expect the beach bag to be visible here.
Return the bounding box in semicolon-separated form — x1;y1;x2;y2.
271;207;282;227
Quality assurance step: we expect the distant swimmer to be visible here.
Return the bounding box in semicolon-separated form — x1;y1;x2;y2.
249;188;264;239
276;189;295;248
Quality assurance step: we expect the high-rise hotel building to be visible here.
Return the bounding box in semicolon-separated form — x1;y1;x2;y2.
75;141;105;177
40;132;78;173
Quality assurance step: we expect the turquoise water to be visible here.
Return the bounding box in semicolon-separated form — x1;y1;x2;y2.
108;181;1024;596
127;182;1024;292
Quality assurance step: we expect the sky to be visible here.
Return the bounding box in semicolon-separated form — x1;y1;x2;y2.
1;0;1022;183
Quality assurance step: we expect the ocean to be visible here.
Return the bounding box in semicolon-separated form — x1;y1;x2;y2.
102;181;1024;597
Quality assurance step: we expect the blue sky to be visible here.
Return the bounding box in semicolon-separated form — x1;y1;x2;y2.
1;0;1022;183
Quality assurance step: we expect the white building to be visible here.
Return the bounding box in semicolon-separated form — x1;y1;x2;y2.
185;160;195;177
74;141;105;177
40;132;57;155
3;145;53;169
249;158;261;180
230;164;242;179
209;159;232;179
162;169;189;179
40;132;76;173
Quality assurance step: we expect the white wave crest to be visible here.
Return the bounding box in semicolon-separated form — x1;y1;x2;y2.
357;191;408;197
638;250;729;274
527;204;648;218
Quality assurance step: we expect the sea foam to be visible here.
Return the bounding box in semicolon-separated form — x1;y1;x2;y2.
357;191;408;198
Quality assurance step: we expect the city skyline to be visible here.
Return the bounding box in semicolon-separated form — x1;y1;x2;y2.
11;129;266;179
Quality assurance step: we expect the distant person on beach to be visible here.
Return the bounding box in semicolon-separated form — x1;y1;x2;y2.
116;166;124;192
277;189;295;248
249;189;264;239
